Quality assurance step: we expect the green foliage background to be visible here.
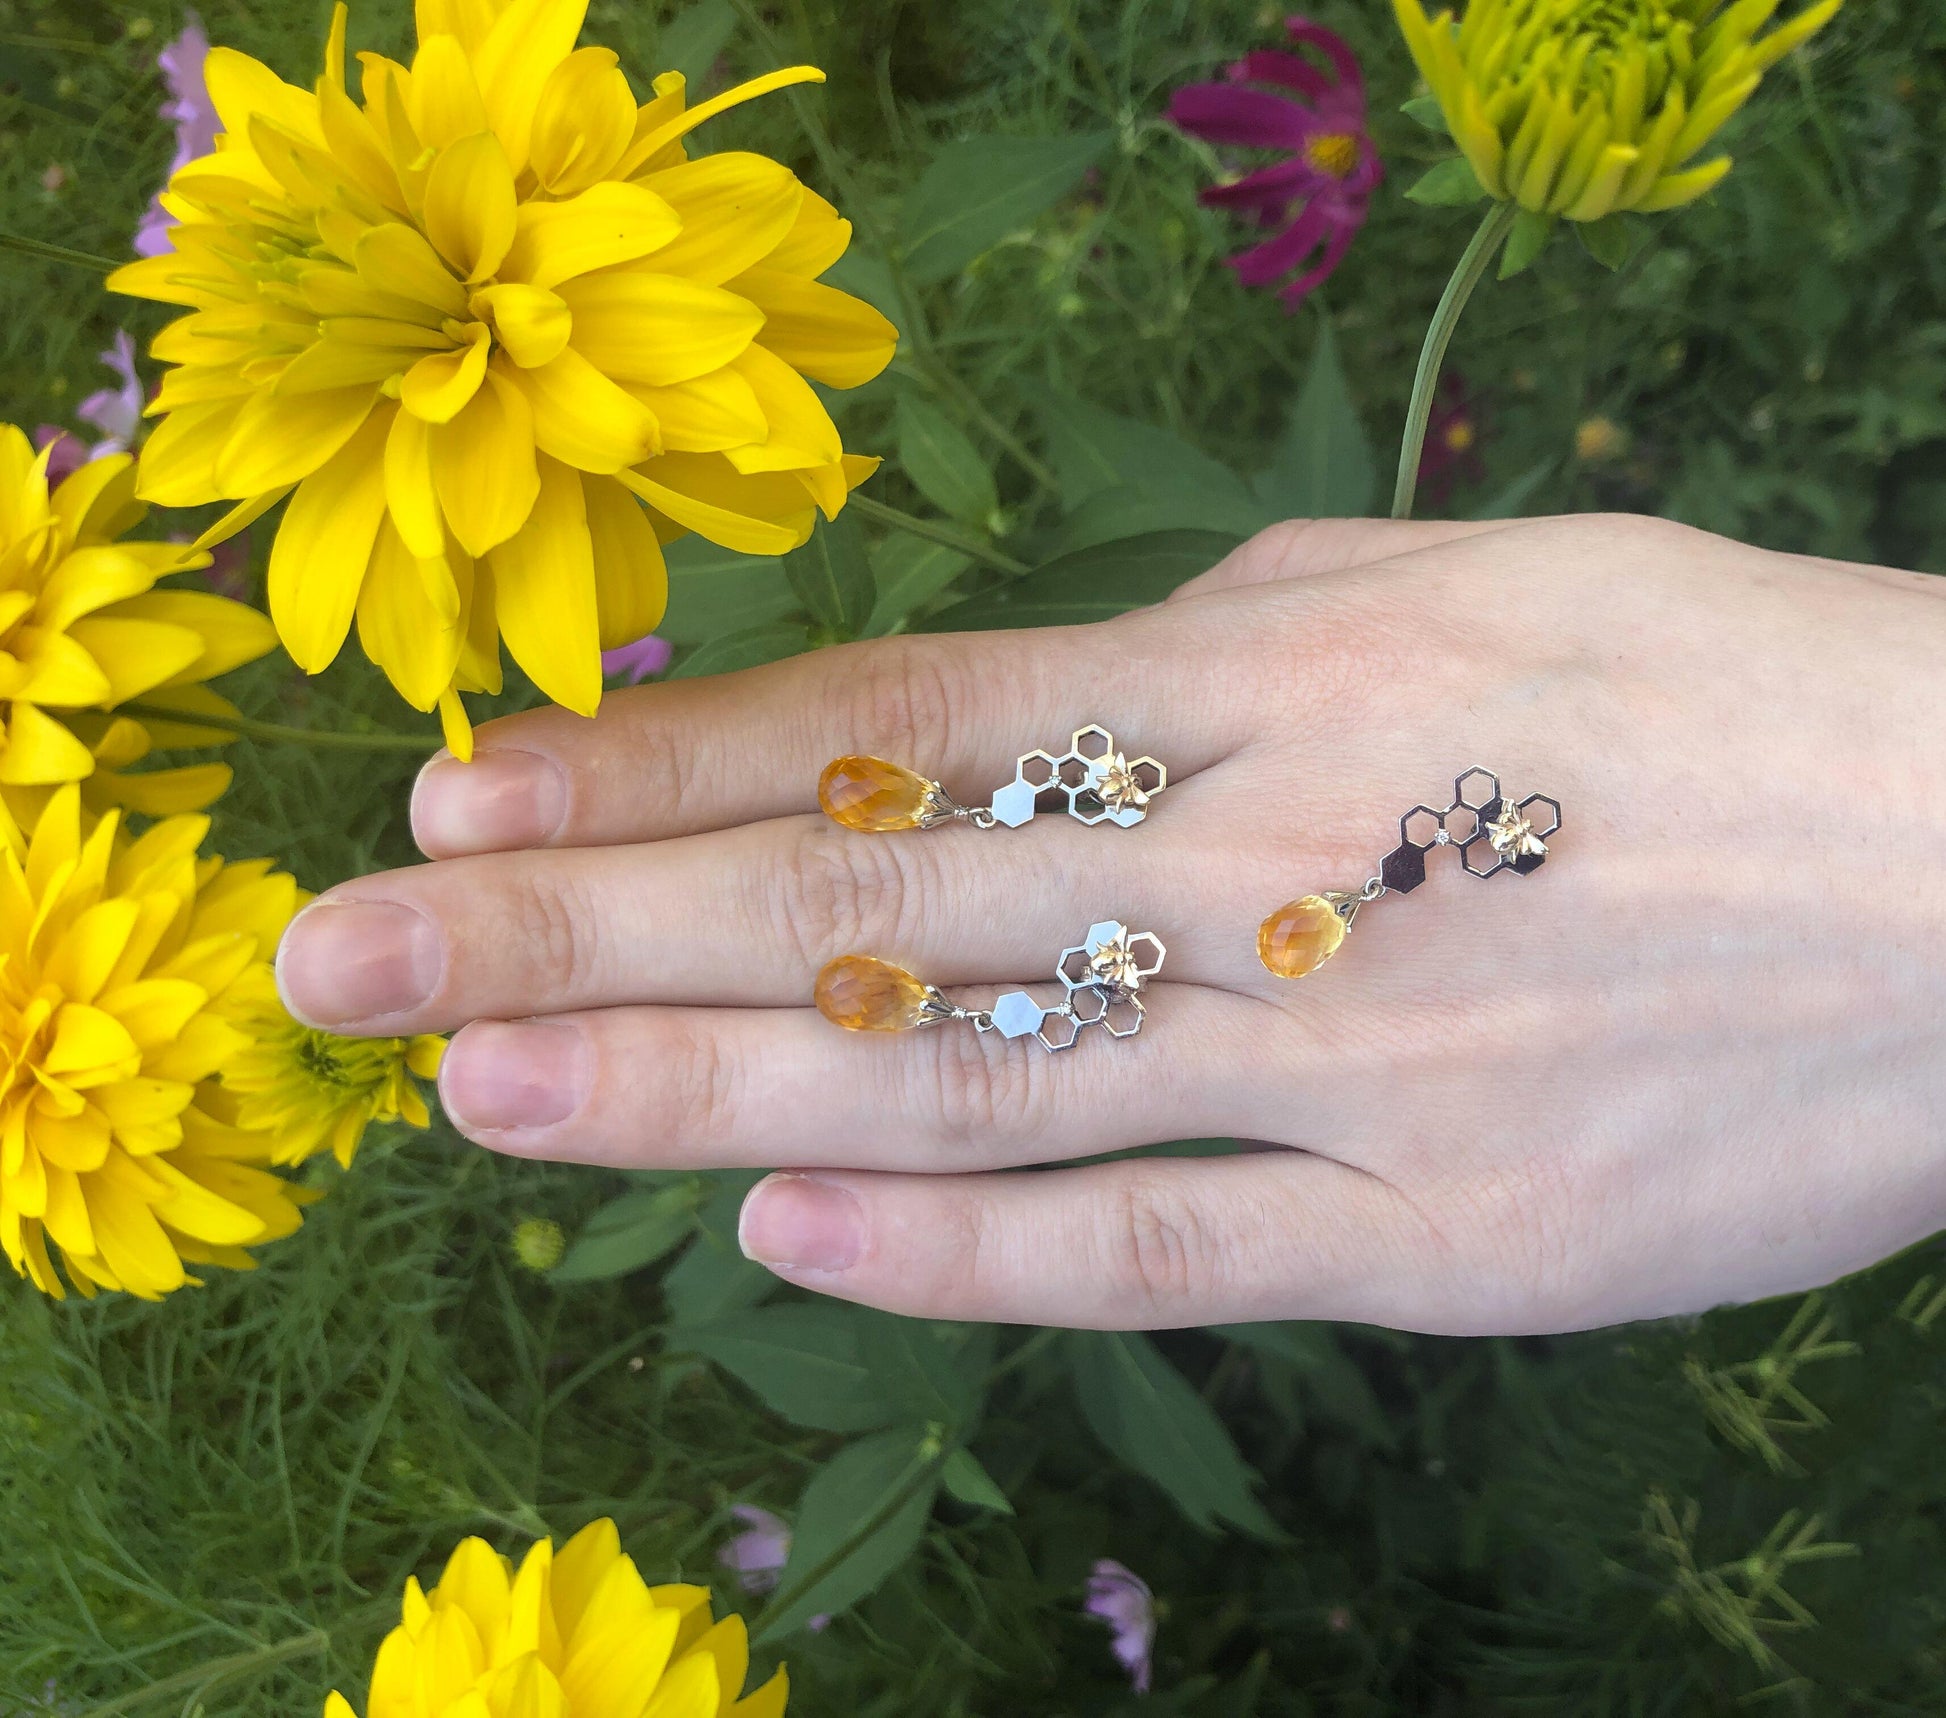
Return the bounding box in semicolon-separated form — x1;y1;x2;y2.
3;0;1945;1712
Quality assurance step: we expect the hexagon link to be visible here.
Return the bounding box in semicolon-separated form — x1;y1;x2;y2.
987;726;1167;829
1258;766;1564;982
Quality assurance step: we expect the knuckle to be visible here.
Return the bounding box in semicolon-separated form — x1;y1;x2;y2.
501;869;599;999
836;641;969;764
921;1023;1055;1151
1105;1173;1220;1313
757;825;920;971
655;1012;742;1149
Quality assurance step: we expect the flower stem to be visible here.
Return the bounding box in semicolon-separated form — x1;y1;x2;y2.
71;1628;331;1718
0;229;119;273
847;494;1031;576
1390;201;1518;521
122;701;443;754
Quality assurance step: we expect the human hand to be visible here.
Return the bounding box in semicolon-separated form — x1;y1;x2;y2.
273;514;1946;1333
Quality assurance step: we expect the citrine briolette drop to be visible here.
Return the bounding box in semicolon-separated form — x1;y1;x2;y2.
1257;895;1348;980
819;756;935;832
816;955;933;1031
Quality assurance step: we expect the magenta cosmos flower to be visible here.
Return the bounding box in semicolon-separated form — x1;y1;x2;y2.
135;14;219;258
1168;18;1382;309
601;633;674;684
1084;1558;1156;1693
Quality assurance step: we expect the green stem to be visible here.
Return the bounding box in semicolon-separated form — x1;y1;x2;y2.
0;230;119;274
122;701;442;754
847;494;1030;576
1390;201;1517;520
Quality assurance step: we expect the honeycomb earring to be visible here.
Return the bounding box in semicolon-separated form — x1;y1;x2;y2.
819;726;1166;833
816;920;1166;1052
1259;768;1562;979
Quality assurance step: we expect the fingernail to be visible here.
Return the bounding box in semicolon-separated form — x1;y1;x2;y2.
412;749;567;856
276;900;441;1027
440;1021;586;1133
739;1174;864;1274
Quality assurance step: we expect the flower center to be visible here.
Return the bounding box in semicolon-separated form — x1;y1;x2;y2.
1304;132;1359;179
1512;0;1691;105
1444;420;1476;453
293;1027;358;1089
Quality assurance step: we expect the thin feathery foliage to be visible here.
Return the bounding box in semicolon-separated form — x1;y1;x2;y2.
3;0;1946;1712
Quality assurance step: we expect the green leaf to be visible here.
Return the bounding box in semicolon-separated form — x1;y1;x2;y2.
856;1313;993;1428
1037;392;1257;515
863;537;969;636
667;621;810;680
663;1172;774;1326
1576;212;1632;270
1068;1331;1281;1538
1469;455;1556;520
1252;318;1377;518
1210;1323;1398;1450
894;395;998;527
682;1303;903;1432
551;1183;699;1283
899;132;1114;285
1399;94;1450;134
755;1429;941;1641
1404;157;1485;206
782;511;875;640
915;530;1240;631
939;1448;1013;1515
1051;483;1269;553
1498;207;1555;279
658;536;793;644
655;0;736;92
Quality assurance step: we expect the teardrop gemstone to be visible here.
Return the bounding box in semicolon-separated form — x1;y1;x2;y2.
815;955;932;1031
819;756;935;832
1257;895;1347;980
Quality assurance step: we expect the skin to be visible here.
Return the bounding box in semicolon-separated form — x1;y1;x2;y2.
274;514;1946;1333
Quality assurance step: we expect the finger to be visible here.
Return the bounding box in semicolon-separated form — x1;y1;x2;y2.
276;786;1266;1033
437;985;1269;1172
412;602;1238;859
1169;516;1518;599
731;1151;1458;1330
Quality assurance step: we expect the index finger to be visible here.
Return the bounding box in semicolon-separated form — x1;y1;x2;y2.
410;601;1255;857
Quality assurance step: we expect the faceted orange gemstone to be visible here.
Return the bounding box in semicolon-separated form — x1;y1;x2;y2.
1257;895;1347;980
819;756;935;832
815;955;932;1031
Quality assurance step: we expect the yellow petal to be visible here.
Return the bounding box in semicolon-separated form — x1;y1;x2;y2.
500;182;682;291
106;591;278;685
357;520;465;710
732;1666;788;1718
472;0;591;174
627;367;766;453
1634;154;1734;211
725;343;842;473
134;400;236;507
437;687;474;760
267;410;391;672
215;386;378;496
203;45;322;145
528;47;637;195
586;477;667;648
487;457;600;715
61;617;202;703
730;266;898;388
52;455;143;547
355;223;468;318
430;369;539;556
620;67;825;172
0;704;96;786
506;347;660;473
762;185;850;277
84;1160;185;1297
406;32;490;148
423;131;519;282
558;273;763;386
640;153;805;286
615;464;807;557
384;409;445;557
401;323;492;424
472;283;572;368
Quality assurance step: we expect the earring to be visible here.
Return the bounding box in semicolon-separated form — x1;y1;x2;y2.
1259;767;1561;979
816;920;1166;1052
820;725;1166;832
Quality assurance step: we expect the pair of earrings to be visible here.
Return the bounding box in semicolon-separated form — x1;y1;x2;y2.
813;729;1560;1054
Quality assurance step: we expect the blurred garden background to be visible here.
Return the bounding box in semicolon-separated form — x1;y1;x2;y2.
4;0;1946;1710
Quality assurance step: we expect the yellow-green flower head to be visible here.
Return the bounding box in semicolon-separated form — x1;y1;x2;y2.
0;425;275;822
109;1;898;759
324;1521;788;1718
220;976;444;1168
0;786;315;1300
1394;0;1846;219
511;1215;566;1272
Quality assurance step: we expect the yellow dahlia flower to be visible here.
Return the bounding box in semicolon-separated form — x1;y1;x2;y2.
0;786;316;1300
326;1520;788;1718
110;2;897;759
0;424;275;820
1394;0;1846;219
221;978;444;1167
